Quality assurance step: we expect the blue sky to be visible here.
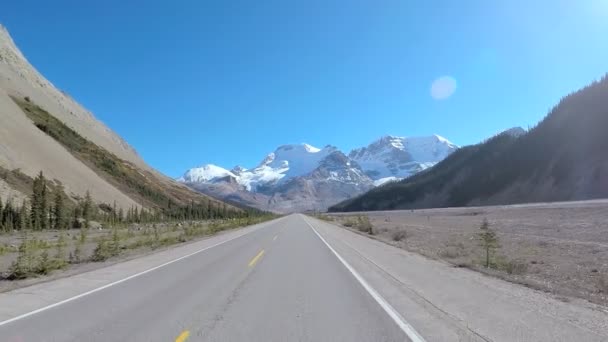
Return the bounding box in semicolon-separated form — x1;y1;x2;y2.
2;1;607;177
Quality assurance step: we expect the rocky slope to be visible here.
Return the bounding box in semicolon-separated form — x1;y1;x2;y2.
0;24;235;213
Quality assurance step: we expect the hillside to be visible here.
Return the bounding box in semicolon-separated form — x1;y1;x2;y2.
0;24;240;216
330;74;608;212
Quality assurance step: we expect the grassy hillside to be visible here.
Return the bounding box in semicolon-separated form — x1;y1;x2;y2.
11;96;241;215
330;74;608;212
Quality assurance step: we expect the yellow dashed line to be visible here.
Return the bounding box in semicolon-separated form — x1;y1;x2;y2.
175;330;190;342
248;249;265;267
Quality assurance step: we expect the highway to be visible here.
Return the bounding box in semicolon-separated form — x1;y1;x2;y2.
2;214;607;342
0;215;414;342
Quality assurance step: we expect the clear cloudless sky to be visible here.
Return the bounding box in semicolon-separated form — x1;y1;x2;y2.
2;1;608;177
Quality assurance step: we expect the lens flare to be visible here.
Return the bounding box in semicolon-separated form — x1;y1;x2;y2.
430;76;457;100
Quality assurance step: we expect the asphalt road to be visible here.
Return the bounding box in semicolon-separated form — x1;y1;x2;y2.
0;214;410;342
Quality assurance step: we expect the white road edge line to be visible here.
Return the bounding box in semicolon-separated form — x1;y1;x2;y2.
0;219;275;327
302;215;426;342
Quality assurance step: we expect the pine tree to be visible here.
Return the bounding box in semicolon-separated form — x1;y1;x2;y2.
82;190;93;228
52;186;66;230
118;207;124;223
4;199;14;231
30;171;48;230
0;196;4;231
477;218;499;268
19;200;29;230
112;201;117;226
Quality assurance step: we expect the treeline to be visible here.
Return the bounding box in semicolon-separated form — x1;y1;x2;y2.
1;171;263;232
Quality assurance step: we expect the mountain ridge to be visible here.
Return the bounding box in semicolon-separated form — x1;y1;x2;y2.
179;135;457;212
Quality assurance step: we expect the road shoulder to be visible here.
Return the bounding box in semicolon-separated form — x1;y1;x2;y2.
307;215;608;342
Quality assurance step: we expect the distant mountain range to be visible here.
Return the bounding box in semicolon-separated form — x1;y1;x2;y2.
178;135;458;212
330;74;608;212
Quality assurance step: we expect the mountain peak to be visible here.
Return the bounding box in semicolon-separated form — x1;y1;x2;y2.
179;134;457;211
178;164;235;183
501;127;526;138
230;165;247;175
349;134;458;180
275;143;322;153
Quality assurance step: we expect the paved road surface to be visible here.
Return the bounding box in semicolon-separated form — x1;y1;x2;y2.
0;215;412;342
2;214;607;342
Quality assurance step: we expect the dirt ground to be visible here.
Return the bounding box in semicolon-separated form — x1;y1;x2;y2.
328;199;608;307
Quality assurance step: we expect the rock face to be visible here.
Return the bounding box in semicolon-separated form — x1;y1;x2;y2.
179;135;458;212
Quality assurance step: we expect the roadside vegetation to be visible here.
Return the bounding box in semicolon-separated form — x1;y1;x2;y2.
342;215;374;234
2;214;275;280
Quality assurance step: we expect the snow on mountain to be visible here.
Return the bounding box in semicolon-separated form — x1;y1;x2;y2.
261;144;336;178
348;135;458;180
373;177;400;186
179;144;340;192
178;136;457;212
177;164;236;183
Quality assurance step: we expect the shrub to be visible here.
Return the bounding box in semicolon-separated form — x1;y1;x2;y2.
391;229;408;242
8;235;37;279
316;214;334;222
356;216;374;234
500;259;529;275
91;236;119;262
343;218;357;227
597;274;608;294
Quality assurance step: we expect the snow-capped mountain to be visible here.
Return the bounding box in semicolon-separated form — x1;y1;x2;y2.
178;164;237;184
349;135;458;184
178;135;457;212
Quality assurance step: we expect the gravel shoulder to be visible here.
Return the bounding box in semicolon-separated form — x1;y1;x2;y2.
309;214;608;342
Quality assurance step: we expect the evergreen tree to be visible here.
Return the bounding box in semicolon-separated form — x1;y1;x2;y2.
0;196;3;231
112;201;117;226
19;200;29;230
52;186;66;230
72;206;81;228
30;171;48;230
477;218;499;268
82;190;93;228
4;199;14;231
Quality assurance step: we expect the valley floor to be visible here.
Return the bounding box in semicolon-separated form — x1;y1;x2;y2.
328;199;608;307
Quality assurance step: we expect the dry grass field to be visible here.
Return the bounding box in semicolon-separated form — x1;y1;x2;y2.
327;200;608;307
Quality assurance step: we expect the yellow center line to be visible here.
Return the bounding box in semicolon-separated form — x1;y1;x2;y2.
175;330;190;342
248;249;265;267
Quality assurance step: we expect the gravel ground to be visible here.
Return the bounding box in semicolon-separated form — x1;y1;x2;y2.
329;199;608;307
